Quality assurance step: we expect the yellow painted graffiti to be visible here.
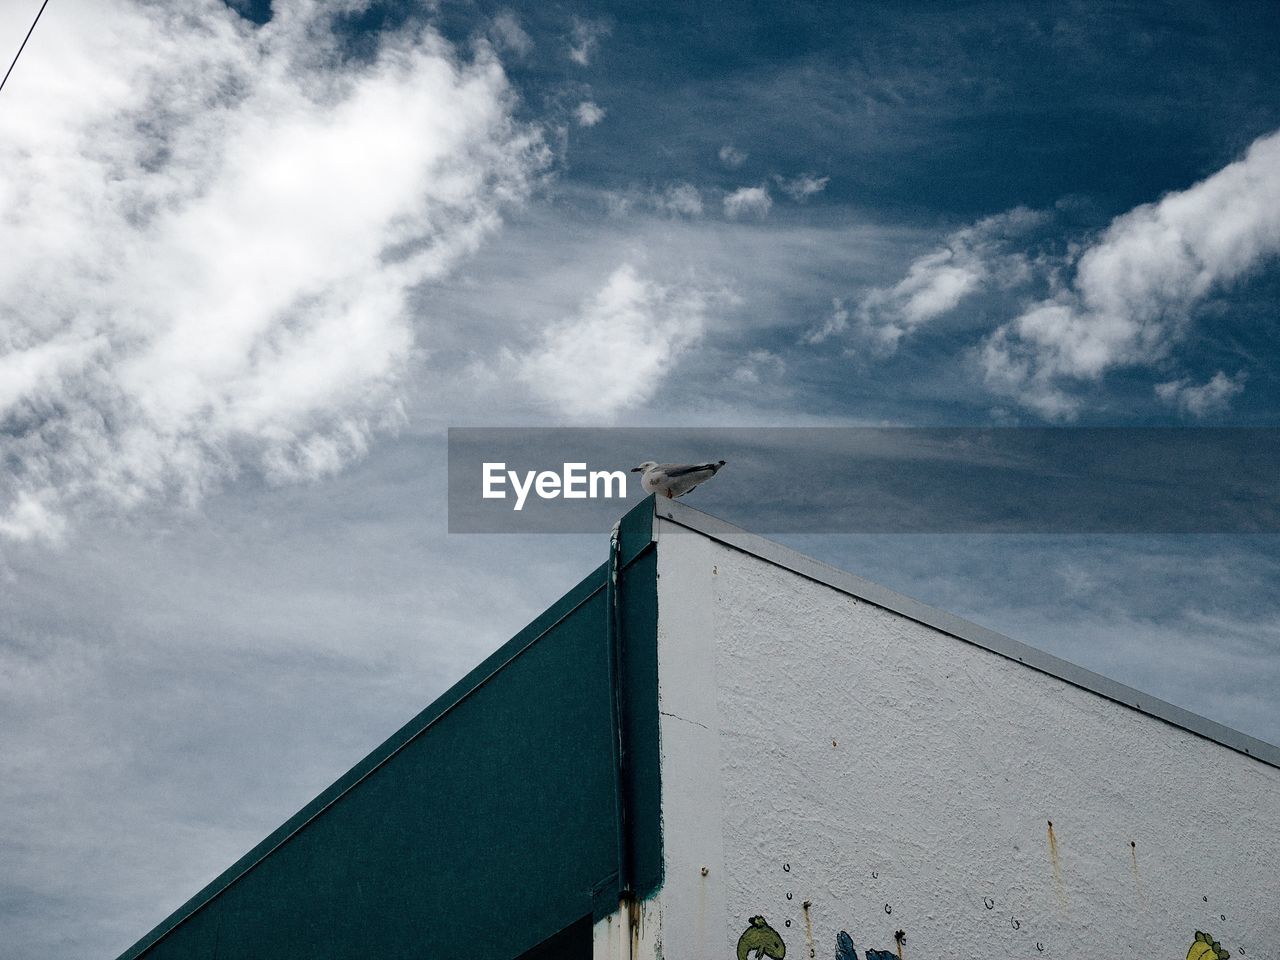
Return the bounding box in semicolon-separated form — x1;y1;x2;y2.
1187;931;1230;960
736;915;786;960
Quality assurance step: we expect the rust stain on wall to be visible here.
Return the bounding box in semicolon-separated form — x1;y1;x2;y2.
802;900;815;958
1129;839;1147;908
695;867;707;953
627;896;641;959
1046;820;1067;909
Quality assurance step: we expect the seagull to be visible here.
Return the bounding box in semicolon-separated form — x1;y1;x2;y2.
631;460;727;499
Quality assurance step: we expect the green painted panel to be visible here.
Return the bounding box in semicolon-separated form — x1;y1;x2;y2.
117;498;662;960
620;545;662;900
515;913;593;959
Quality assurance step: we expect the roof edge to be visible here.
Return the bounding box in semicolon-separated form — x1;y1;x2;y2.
654;499;1280;771
116;498;667;960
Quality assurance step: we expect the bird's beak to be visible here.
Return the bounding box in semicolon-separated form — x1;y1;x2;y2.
630;466;642;472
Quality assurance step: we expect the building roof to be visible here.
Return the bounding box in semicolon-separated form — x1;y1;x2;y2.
655;497;1280;770
116;493;663;960
115;495;1279;959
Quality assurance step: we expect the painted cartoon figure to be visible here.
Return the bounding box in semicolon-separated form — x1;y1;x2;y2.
737;915;787;960
835;930;895;960
831;926;1236;960
1186;931;1230;960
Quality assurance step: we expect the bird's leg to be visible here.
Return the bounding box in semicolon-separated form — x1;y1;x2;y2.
665;488;674;498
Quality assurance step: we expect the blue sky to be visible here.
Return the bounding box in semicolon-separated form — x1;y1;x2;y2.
1;1;1278;956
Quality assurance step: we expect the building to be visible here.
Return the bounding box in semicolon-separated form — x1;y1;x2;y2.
116;496;1279;960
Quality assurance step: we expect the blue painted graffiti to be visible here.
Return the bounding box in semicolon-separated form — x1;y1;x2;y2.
835;930;896;960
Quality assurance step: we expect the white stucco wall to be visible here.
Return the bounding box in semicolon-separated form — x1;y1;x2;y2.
651;520;1279;960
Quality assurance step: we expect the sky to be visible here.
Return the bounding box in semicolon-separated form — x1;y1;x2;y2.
0;0;1278;956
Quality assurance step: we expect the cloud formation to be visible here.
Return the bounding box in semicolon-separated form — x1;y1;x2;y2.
723;185;773;219
651;183;704;217
514;264;718;418
841;129;1280;416
1155;371;1247;418
982;130;1280;416
730;349;785;385
776;173;830;202
0;0;546;540
857;207;1044;351
603;182;703;218
574;100;606;127
718;145;748;169
566;16;609;66
803;298;850;345
489;11;533;57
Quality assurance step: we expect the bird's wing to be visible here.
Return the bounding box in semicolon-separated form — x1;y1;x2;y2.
662;462;722;478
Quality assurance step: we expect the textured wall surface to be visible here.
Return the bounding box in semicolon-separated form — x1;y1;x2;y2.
654;520;1278;960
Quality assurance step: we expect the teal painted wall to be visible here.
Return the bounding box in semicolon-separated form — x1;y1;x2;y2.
117;499;661;960
617;545;662;899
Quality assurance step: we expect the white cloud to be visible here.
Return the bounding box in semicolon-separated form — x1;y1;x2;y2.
489;11;533;57
602;182;703;218
653;183;704;217
513;264;717;418
857;207;1044;350
723;185;773;219
982;129;1280;416
978;319;1079;419
0;492;66;544
776;173;830;202
731;349;785;384
1155;371;1247;418
567;16;609;66
865;249;985;347
0;0;546;540
574;100;606;127
718;144;748;169
803;297;850;345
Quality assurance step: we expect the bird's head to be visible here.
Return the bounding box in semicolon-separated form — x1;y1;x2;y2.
631;461;657;473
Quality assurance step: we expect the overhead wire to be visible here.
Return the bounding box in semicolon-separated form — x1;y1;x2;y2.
1;0;51;96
